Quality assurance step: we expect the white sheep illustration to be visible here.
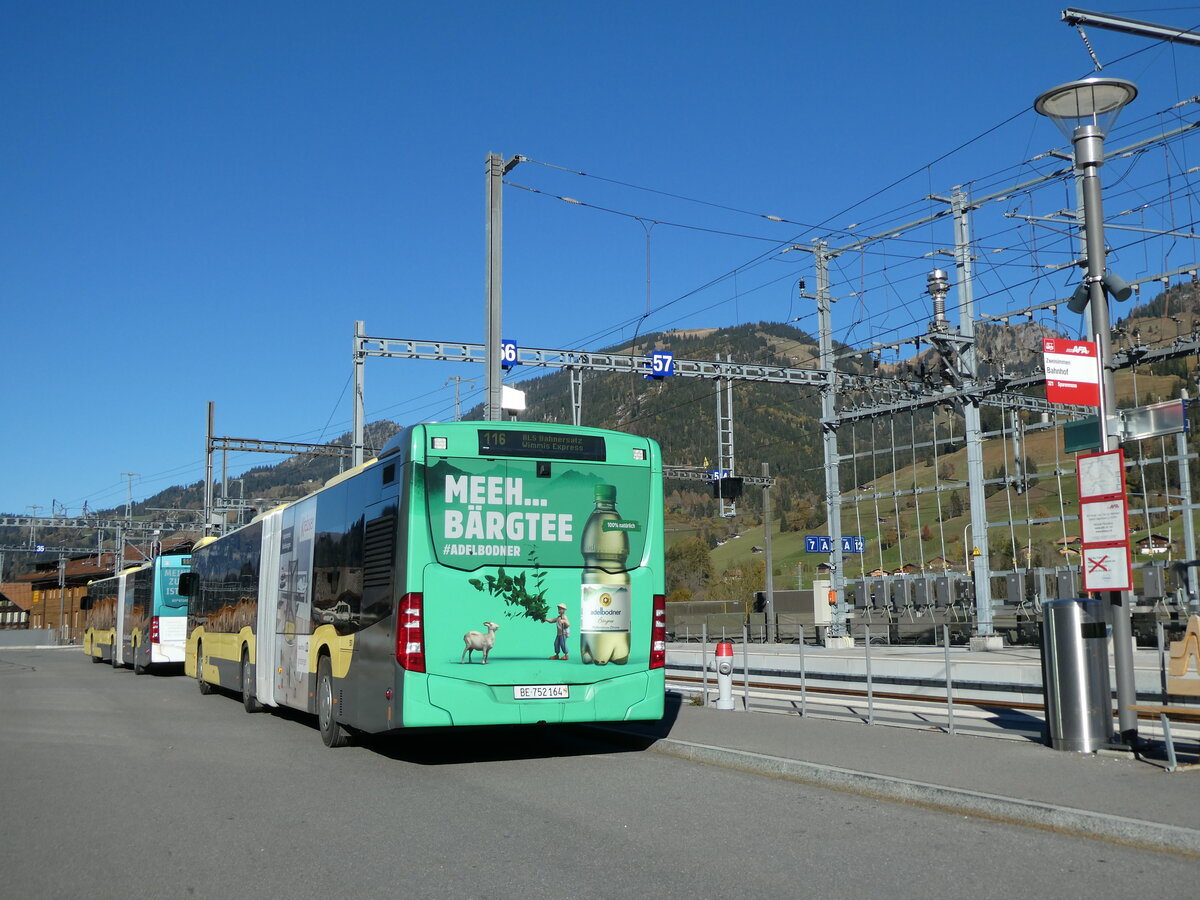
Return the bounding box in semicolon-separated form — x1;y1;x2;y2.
461;621;500;664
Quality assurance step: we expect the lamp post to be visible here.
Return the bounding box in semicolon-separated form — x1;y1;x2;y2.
1035;76;1140;745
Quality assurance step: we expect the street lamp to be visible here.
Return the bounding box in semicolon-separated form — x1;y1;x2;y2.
1035;76;1139;745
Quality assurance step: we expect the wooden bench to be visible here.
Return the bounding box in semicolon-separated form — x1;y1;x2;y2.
1131;614;1200;772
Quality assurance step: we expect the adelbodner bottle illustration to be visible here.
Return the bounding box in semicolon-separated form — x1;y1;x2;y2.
580;484;630;665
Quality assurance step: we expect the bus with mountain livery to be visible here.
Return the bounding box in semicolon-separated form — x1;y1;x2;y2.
82;551;191;672
181;422;666;746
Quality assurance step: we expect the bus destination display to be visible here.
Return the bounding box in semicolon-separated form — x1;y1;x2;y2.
478;429;606;461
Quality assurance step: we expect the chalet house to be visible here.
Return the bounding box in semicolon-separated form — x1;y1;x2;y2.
1136;534;1172;555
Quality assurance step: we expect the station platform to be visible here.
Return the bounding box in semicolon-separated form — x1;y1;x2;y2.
596;641;1200;856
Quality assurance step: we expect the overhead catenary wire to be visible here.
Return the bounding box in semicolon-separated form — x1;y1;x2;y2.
44;63;1200;523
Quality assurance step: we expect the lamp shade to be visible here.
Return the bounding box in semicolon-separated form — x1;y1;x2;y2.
1034;77;1137;139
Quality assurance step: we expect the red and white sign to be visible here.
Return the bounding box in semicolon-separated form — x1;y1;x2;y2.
1080;497;1128;544
1043;338;1100;406
1077;449;1126;501
1076;448;1133;593
1082;545;1132;592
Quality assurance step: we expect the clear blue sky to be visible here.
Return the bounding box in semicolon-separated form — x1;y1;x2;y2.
4;1;1200;517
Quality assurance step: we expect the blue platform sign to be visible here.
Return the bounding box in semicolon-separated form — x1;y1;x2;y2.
645;350;674;379
805;535;832;553
500;339;518;370
806;535;865;554
35;544;45;553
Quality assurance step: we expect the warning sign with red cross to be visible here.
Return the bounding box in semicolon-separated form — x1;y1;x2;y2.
1081;544;1132;592
1076;448;1133;593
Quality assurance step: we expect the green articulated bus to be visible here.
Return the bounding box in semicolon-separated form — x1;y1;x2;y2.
182;422;666;747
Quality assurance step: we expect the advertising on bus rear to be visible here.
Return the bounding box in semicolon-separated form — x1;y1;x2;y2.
422;445;652;673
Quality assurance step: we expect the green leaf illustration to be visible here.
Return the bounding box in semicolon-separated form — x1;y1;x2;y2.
466;549;555;621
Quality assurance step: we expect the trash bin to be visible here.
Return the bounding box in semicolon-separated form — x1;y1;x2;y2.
1041;598;1113;752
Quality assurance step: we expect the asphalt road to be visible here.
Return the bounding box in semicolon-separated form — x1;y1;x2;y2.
1;648;1194;900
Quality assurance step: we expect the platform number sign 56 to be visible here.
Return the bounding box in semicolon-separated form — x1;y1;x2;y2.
646;350;674;379
500;339;518;370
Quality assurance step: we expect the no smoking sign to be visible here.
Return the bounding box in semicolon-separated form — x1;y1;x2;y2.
1082;545;1132;592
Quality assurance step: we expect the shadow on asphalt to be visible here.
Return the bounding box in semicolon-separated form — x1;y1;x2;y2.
1133;738;1200;769
351;693;684;765
976;704;1047;740
191;681;684;764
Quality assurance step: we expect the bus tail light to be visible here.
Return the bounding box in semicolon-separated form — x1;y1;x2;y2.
150;617;160;644
650;594;666;669
397;593;425;673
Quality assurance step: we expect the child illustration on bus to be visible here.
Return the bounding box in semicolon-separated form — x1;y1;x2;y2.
545;602;570;660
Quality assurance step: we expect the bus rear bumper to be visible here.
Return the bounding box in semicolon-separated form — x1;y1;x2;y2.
413;669;665;727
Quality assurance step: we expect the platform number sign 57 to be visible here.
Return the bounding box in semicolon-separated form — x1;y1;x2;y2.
500;339;518;370
646;350;674;379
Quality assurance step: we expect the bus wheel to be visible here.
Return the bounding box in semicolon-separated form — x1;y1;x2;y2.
317;657;348;748
242;650;262;713
196;645;214;695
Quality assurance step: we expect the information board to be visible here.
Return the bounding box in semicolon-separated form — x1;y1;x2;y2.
1043;338;1099;406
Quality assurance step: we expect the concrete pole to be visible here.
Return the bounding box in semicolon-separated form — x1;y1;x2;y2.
485;153;505;422
486;154;523;422
816;243;848;642
951;191;995;641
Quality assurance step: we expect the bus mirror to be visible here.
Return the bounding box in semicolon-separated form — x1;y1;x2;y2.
178;572;198;599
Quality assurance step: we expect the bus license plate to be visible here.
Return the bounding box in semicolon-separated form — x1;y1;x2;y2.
514;684;569;700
